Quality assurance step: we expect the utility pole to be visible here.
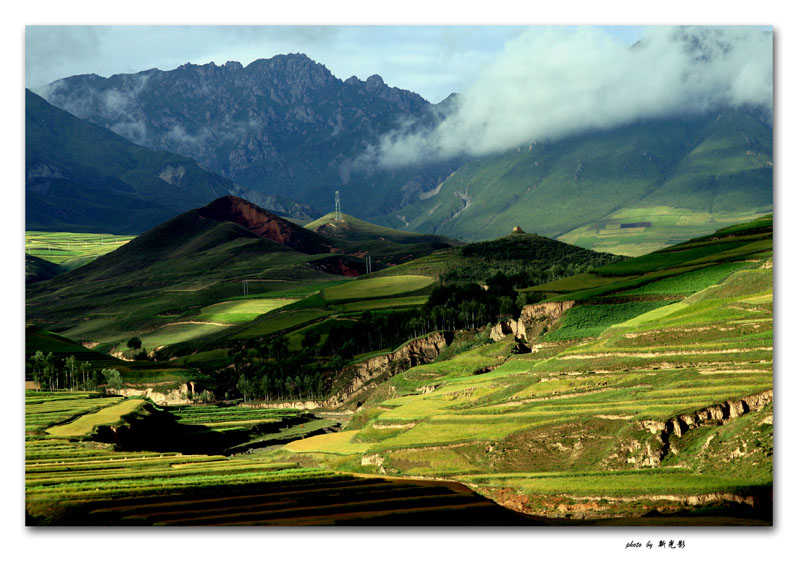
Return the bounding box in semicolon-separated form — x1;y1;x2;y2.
366;255;372;275
334;190;342;222
243;280;249;296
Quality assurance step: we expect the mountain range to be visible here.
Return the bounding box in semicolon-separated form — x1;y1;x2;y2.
38;54;463;220
32;52;772;254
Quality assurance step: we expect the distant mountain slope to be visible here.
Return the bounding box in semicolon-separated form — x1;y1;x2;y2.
384;109;772;255
39;54;463;218
26;89;232;233
25;90;317;234
38;53;771;254
306;212;461;246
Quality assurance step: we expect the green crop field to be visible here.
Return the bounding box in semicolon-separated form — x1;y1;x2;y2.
557;207;770;257
25;231;134;268
322;275;434;301
194;298;298;324
25;392;527;525
138;322;231;350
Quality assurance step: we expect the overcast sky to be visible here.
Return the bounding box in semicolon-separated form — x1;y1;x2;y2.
25;25;645;104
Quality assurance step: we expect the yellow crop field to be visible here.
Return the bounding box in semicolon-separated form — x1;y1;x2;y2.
284;430;373;455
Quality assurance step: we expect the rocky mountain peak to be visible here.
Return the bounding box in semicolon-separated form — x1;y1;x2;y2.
197;196;334;254
365;74;385;90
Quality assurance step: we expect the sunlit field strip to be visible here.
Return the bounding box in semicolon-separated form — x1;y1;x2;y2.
26;392;100;403
26;397;125;432
371;419;556;448
26;398;122;412
46;399;146;437
529;353;773;373
25;231;134;265
26;455;227;472
480;388;773;410
26;461;303;486
458;394;772;418
284;430;373;454
460;471;769;496
322;275;434;301
195;298;298;323
28;471;347;502
26;468;333;500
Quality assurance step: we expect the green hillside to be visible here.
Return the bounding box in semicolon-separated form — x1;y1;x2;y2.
24;215;772;524
259;215;773;522
385;109;772;256
24;198;460;357
371;230;621;285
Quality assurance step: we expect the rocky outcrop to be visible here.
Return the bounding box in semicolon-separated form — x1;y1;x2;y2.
246;332;452;411
639;389;773;465
490;318;526;342
116;381;211;406
326;332;453;409
198;196;334;255
490;301;575;342
245;400;324;410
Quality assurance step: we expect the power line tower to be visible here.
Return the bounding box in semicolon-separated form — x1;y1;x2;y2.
334;190;342;222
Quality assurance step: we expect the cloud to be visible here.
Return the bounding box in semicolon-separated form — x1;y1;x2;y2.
26;27;106;89
368;26;773;168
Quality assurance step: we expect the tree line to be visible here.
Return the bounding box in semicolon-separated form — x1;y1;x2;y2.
27;351;122;392
223;271;545;403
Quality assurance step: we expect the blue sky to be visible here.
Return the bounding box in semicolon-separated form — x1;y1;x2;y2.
25;25;645;103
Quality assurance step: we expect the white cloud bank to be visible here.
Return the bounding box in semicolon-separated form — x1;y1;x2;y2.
368;26;773;168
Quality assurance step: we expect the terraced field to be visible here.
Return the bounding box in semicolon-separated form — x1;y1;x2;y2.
267;217;773;522
24;392;533;525
25;216;773;525
25;231;134;269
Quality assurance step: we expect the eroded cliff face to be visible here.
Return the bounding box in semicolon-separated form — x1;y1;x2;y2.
329;331;452;408
247;332;452;411
490;301;575;343
115;382;212;406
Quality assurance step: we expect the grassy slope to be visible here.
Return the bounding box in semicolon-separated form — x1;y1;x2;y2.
389;109;772;256
24;208;341;348
25;254;66;284
306;212;460;245
266;216;772;521
26;231;134;270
